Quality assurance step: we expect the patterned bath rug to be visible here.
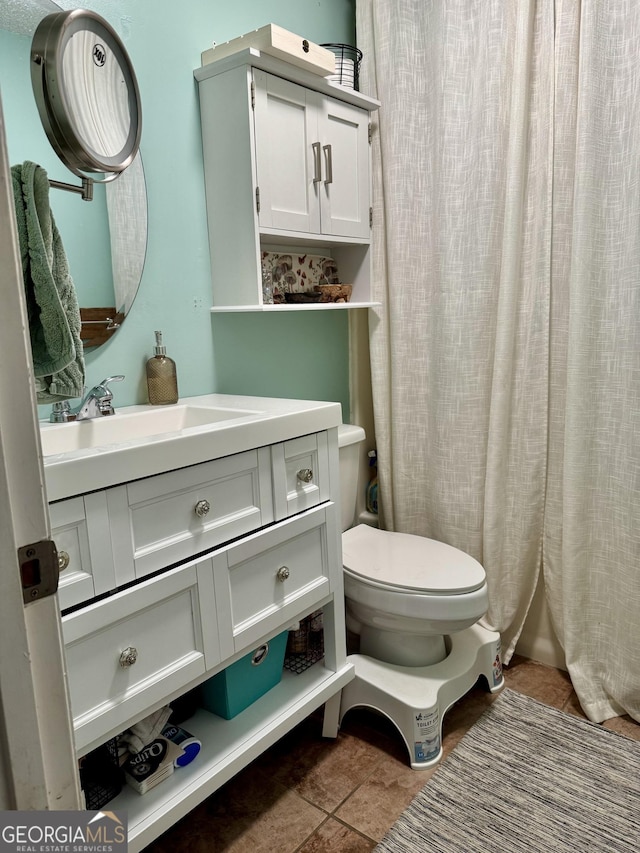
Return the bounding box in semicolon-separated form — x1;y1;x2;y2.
374;687;640;852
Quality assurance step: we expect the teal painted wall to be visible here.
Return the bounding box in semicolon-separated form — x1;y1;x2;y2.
3;0;355;420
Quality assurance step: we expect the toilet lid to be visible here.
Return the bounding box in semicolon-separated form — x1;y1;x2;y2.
342;525;486;594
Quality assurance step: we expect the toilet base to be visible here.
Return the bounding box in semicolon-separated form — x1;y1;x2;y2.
333;622;504;770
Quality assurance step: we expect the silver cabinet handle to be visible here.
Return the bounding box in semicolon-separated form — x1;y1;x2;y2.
323;144;333;185
276;566;290;582
251;644;269;666
312;141;322;184
119;647;138;667
58;550;70;573
297;468;313;483
195;499;210;518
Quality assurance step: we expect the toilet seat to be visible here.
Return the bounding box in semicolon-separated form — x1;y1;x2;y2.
342;525;485;595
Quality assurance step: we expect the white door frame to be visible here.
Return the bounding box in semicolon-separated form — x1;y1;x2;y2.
0;90;80;809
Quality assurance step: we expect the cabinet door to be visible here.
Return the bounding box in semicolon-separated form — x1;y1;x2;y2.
254;70;371;240
62;558;219;754
51;492;116;610
253;70;321;233
109;448;273;582
212;504;337;656
319;97;371;239
271;431;331;519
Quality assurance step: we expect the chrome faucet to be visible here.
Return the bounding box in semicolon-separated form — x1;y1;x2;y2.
49;375;125;423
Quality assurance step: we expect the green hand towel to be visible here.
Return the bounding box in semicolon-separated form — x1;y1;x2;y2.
11;161;85;402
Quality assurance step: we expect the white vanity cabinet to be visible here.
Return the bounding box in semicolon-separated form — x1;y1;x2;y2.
47;409;351;853
194;48;380;310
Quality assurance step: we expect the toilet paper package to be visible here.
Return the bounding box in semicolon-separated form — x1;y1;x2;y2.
122;736;182;794
161;724;202;767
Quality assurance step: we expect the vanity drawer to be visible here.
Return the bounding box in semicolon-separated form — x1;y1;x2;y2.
213;502;338;655
109;447;274;581
51;492;116;611
62;558;220;755
271;431;331;519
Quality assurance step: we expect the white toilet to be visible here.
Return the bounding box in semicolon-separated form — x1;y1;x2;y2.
336;424;504;769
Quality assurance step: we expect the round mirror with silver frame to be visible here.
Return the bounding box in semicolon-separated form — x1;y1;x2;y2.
31;8;142;181
0;0;147;349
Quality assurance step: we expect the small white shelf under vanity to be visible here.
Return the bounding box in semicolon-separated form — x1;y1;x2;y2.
112;665;352;849
194;48;381;312
42;394;352;852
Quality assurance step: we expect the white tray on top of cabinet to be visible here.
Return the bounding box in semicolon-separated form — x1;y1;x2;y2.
195;48;381;311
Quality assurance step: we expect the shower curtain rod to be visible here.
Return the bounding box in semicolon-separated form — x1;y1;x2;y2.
48;176;94;201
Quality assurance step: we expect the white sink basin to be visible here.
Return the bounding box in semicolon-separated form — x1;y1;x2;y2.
40;404;258;456
40;393;342;503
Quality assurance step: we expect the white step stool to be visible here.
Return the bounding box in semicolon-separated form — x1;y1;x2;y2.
325;622;504;769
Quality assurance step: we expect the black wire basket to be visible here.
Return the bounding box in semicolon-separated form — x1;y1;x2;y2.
284;613;324;674
321;43;363;91
80;738;123;810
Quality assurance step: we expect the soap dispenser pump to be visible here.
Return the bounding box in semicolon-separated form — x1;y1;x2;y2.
146;330;178;405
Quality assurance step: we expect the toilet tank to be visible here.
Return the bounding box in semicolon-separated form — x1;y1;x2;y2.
338;424;366;531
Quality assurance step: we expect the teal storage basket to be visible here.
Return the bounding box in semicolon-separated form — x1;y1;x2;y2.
201;631;288;719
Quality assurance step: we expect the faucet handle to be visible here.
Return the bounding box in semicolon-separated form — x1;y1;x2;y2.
95;375;125;398
99;375;125;390
50;401;75;423
96;375;124;415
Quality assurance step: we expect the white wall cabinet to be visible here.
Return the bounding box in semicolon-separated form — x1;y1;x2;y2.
253;70;371;239
52;426;351;852
194;48;380;311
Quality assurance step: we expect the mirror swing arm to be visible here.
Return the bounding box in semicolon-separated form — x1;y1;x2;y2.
48;175;94;201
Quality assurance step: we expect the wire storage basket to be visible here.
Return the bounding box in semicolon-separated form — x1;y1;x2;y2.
284;610;324;674
79;738;123;809
321;43;363;91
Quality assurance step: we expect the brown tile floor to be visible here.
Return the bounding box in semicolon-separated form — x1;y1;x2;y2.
143;655;640;853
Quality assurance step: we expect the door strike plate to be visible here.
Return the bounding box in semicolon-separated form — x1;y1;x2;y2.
18;539;60;604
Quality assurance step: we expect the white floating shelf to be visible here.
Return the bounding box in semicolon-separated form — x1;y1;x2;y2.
210;302;380;313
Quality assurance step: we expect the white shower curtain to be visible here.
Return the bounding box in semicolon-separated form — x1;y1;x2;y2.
357;0;640;723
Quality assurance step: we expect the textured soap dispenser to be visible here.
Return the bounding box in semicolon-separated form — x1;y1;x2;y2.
146;330;178;405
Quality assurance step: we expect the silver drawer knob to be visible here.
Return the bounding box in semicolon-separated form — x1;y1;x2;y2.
194;499;211;518
297;468;313;483
119;647;138;667
57;550;70;573
276;566;290;582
